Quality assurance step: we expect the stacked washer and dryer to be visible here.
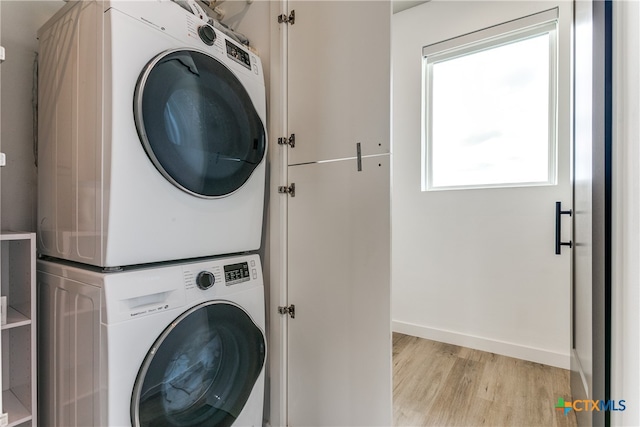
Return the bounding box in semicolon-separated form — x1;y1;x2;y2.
36;1;267;426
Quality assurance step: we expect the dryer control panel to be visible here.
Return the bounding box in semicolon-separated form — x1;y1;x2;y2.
225;39;251;70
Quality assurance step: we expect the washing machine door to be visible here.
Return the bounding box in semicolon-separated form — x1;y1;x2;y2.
131;302;266;427
134;49;266;198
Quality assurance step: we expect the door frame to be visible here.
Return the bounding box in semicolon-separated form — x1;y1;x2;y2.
611;1;640;425
570;1;612;425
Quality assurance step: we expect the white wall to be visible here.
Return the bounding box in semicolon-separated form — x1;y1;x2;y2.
218;0;271;95
1;0;65;232
391;1;572;368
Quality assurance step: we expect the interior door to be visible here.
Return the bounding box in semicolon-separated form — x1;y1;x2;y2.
571;1;611;425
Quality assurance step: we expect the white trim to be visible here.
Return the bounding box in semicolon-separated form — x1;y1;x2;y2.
279;0;290;424
612;0;640;425
423;20;558;62
422;8;559;57
393;320;570;369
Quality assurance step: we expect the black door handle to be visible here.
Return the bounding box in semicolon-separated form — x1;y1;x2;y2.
555;201;573;255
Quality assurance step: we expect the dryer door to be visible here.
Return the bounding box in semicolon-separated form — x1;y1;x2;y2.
131;302;266;427
134;49;266;198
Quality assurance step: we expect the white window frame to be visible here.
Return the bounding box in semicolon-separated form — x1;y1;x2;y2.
422;9;559;191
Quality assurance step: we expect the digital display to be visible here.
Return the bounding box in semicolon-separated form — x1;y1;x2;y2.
225;39;251;70
224;262;250;285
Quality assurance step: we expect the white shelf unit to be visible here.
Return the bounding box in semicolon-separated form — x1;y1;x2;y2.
0;232;36;427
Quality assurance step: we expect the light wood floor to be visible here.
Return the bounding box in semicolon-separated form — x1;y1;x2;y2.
393;333;578;427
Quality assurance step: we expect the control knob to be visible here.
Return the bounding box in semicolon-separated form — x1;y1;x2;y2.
198;25;216;46
196;271;215;290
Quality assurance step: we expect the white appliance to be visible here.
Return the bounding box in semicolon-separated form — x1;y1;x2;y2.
37;0;267;268
37;253;266;427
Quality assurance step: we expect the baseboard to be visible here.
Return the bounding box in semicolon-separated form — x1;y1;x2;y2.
392;320;570;369
570;349;589;397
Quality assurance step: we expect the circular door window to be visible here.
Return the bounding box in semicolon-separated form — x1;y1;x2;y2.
134;49;266;198
131;302;266;427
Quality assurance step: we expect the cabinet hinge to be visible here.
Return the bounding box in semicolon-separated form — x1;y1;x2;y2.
278;10;295;25
277;133;295;148
278;304;295;319
278;183;295;197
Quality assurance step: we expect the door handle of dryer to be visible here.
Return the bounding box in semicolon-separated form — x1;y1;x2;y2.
555;201;573;255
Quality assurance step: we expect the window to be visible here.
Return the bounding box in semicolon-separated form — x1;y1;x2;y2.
422;9;558;190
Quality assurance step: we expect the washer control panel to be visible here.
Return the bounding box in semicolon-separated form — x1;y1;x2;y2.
224;262;250;286
183;254;262;295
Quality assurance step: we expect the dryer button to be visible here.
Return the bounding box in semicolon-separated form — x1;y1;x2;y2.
196;271;215;290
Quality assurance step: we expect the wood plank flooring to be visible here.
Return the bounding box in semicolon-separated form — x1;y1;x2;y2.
393;333;578;427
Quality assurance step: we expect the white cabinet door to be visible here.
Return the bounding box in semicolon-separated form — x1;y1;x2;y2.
282;1;391;424
287;1;390;165
287;155;391;426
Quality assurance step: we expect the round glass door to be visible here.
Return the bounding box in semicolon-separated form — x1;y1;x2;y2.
134;49;266;198
131;302;266;427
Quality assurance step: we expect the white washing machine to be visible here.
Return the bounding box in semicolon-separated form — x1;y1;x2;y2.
37;0;267;268
37;253;266;427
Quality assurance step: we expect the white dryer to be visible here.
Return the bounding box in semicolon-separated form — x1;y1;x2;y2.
37;0;267;267
38;253;266;427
